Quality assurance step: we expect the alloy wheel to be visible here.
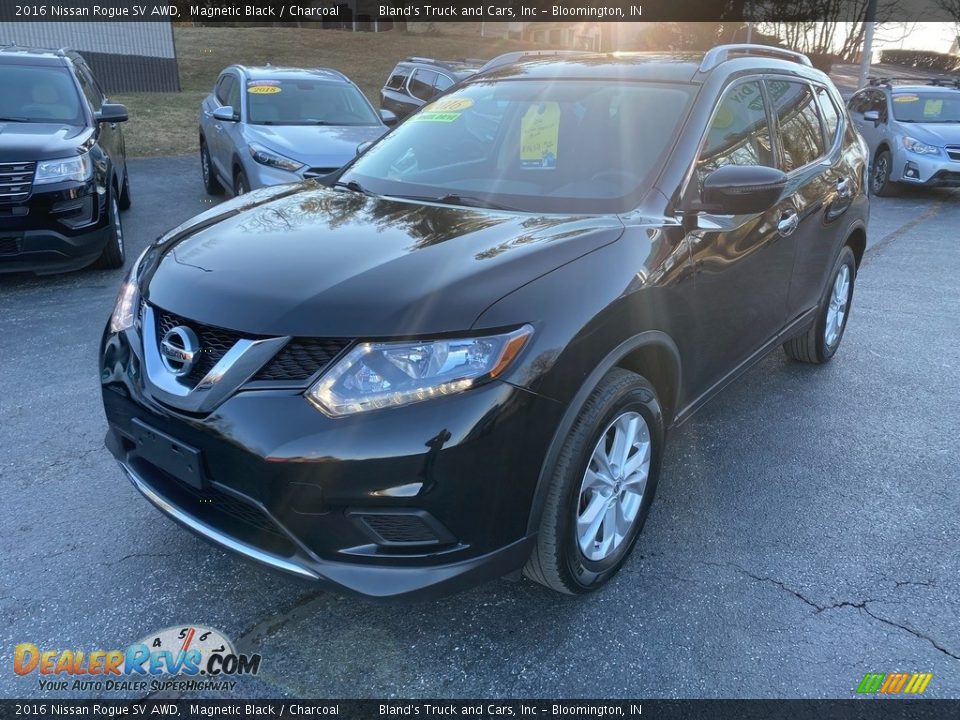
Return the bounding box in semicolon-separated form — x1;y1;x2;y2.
825;264;850;348
873;156;888;192
576;411;651;562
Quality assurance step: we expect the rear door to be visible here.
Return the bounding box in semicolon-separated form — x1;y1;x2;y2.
683;78;797;395
765;78;841;321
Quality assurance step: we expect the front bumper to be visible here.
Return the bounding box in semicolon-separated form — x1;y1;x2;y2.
0;180;110;274
101;326;561;600
892;148;960;187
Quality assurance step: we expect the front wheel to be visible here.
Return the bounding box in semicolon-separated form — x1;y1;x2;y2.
93;191;125;270
524;369;663;594
200;139;224;195
234;169;249;196
783;245;856;364
871;149;898;196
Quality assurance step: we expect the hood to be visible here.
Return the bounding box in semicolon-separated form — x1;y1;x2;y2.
144;186;624;337
900;121;960;148
0;123;92;161
242;124;386;170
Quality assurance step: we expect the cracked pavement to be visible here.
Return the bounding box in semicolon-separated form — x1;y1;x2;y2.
1;155;958;699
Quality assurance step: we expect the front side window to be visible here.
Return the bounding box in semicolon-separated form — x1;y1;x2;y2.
815;86;840;147
0;65;84;124
341;79;694;214
409;70;438;102
434;74;454;93
891;91;960;123
215;74;235;106
75;64;103;111
695;80;774;188
769;80;826;172
245;79;378;126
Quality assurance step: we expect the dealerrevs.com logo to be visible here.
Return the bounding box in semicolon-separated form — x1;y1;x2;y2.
14;625;261;693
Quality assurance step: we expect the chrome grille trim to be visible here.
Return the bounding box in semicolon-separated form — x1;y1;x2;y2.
0;161;35;203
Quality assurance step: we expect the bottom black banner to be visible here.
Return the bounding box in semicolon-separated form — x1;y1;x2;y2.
0;700;956;720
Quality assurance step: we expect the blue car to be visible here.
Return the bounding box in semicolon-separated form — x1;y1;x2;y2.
198;65;395;196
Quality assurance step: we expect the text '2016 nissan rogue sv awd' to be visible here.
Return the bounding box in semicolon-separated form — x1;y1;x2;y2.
101;46;868;599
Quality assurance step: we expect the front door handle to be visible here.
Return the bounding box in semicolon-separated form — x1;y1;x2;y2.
777;210;799;237
836;177;853;199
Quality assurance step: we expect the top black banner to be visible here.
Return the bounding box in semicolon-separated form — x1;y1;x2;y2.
0;0;957;22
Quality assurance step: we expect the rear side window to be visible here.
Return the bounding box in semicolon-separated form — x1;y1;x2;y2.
768;80;826;172
408;69;437;101
385;66;411;90
815;86;840;147
696;80;774;188
215;74;235;105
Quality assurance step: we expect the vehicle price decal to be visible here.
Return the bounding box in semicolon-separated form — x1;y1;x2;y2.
520;102;560;169
924;99;943;116
411;97;473;123
893;95;918;103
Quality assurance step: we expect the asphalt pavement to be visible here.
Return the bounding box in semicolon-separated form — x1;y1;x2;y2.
0;155;958;700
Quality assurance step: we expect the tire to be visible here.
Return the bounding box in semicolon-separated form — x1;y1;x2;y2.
93;191;125;270
871;149;898;197
200;139;224;195
524;368;663;594
234;168;249;197
118;168;132;210
783;245;856;364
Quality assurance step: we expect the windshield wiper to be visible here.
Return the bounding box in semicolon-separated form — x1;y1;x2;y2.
0;116;30;123
334;180;371;195
389;193;522;212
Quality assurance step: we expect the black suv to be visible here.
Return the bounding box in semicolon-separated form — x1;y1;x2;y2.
380;56;484;120
0;45;130;274
101;45;868;599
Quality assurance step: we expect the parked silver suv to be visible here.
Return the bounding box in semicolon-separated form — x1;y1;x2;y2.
848;78;960;195
199;65;393;196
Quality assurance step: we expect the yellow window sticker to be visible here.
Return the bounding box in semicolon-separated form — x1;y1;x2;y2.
893;95;918;103
521;102;560;169
248;83;281;95
924;99;943;117
423;98;474;113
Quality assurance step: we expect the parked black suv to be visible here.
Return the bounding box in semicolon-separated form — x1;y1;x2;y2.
0;45;129;274
101;45;868;599
380;56;484;120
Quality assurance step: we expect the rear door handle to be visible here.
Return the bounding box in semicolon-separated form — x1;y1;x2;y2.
836;177;853;199
777;210;799;237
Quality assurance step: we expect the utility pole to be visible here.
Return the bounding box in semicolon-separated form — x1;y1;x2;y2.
858;0;879;89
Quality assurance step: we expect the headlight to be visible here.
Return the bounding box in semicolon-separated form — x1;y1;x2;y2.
108;247;152;333
248;143;304;173
902;136;940;156
307;325;534;417
34;153;93;185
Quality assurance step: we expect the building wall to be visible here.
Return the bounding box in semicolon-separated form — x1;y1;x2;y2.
0;21;179;93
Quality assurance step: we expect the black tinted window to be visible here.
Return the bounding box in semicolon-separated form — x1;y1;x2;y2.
0;65;83;124
409;70;437;101
815;86;840;146
769;80;826;172
386;67;411;91
696;80;774;187
215;75;235;105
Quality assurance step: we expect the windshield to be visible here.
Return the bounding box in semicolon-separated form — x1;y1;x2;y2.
892;92;960;123
246;79;379;126
341;79;694;213
0;65;84;124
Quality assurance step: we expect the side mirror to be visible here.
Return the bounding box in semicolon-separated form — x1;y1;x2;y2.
379;109;398;127
356;141;374;156
698;165;788;215
213;106;237;122
863;110;880;123
95;104;128;123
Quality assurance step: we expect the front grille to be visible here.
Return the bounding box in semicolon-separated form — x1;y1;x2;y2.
355;512;443;546
153;306;249;386
946;146;960;162
0;161;35;204
255;338;351;381
0;237;18;255
178;479;286;539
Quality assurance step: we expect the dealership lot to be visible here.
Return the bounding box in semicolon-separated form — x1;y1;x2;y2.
1;155;958;698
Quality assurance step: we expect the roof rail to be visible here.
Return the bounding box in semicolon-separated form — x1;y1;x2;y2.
699;44;812;72
477;50;594;74
868;76;960;89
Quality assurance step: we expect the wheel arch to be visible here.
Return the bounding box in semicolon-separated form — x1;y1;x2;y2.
525;331;681;535
845;224;867;269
